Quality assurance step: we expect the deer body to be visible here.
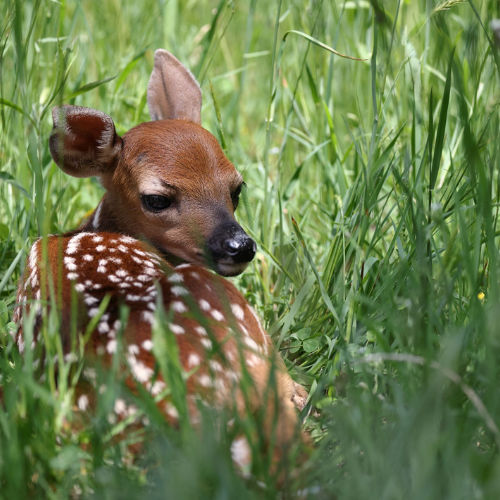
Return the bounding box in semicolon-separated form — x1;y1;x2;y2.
14;50;307;468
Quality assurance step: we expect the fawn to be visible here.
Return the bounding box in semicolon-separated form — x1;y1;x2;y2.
13;49;308;470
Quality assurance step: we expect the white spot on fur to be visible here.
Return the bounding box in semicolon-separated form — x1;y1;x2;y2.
64;256;77;271
28;241;39;270
171;286;188;297
77;394;89;411
210;309;224;322
195;325;207;336
127;356;153;383
64;352;78;363
244;337;260;352
126;294;143;302
128;344;139;355
119;236;135;244
199;299;210;311
231;437;251;472
142;339;153;351
83;254;94;262
169;323;185;335
188;353;201;368
98;321;110;334
172;301;187;314
238;323;249;336
114;398;127;416
144;267;157;276
107;339;117;354
83;367;97;382
150;380;166;396
165;404;179;419
198;374;211;387
167;272;183;283
88;307;99;318
84;295;99;306
66;232;88;255
231;303;244;321
248;354;261;367
246;305;269;354
141;311;155;325
209;360;223;372
200;338;212;350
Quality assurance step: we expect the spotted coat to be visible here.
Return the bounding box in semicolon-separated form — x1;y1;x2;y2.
13;232;308;460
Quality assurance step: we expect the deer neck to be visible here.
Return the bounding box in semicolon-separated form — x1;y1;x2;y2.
81;194;123;234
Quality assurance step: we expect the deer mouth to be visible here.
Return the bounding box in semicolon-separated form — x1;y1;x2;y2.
212;260;251;277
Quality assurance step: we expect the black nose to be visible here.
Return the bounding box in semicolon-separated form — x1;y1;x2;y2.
207;221;257;267
222;234;256;263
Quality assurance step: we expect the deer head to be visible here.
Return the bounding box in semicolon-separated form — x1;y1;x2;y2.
48;50;256;277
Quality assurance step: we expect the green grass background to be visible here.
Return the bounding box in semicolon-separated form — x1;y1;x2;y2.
1;0;499;498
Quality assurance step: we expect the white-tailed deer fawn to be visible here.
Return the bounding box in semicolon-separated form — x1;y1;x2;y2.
13;50;308;470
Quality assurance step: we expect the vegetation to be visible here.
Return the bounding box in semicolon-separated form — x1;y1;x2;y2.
1;0;499;497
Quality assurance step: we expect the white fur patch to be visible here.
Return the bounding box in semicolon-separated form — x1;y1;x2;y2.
210;309;224;322
77;394;89;411
188;353;201;368
199;299;211;311
169;323;185;335
172;301;187;314
167;272;183;283
171;285;188;297
142;339;153;351
231;303;244;321
231;437;251;472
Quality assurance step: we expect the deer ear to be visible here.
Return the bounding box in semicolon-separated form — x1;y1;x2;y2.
147;49;202;124
49;105;123;178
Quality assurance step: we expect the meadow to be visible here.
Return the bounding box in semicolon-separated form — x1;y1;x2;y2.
0;0;499;498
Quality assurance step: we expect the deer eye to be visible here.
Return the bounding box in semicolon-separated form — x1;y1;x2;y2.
141;194;172;212
231;183;244;209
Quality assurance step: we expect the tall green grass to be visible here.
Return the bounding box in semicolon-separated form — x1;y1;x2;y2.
1;0;499;497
